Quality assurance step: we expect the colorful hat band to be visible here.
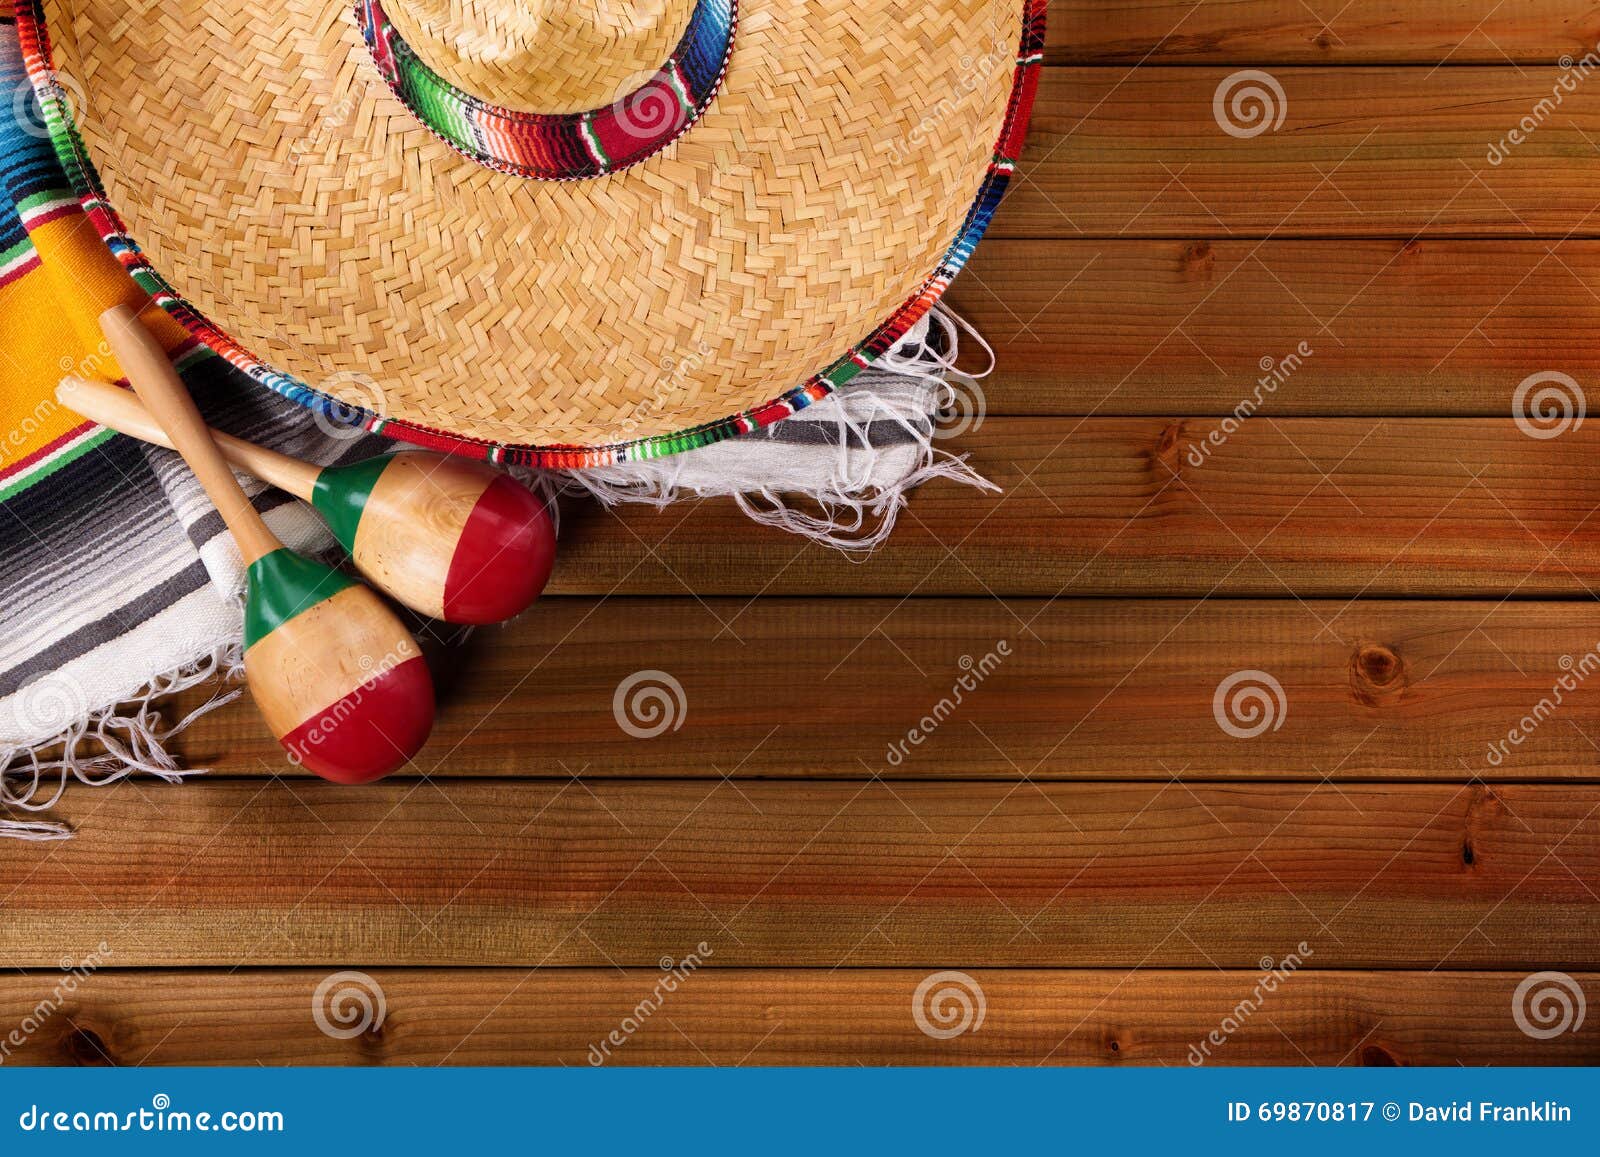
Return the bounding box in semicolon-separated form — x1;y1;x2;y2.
357;0;737;180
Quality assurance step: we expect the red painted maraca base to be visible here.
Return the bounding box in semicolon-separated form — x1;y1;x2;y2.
442;474;558;624
280;655;436;783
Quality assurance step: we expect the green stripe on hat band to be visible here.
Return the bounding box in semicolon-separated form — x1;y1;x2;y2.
243;549;358;648
310;454;397;554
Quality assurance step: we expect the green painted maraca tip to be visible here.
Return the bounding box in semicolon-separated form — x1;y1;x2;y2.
311;454;398;554
243;549;358;648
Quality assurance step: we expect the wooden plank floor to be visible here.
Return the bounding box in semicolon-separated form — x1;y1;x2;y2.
9;2;1600;1065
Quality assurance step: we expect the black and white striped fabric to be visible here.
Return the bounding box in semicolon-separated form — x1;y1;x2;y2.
0;359;381;838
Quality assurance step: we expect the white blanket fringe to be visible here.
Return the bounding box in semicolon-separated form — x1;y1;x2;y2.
0;644;241;841
556;304;999;551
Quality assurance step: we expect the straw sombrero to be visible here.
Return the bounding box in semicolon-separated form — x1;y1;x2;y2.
17;0;1044;466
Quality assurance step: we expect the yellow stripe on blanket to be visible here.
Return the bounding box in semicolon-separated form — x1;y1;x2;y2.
1;207;198;498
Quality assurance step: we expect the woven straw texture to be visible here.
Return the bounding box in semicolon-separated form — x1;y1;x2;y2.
383;0;692;114
34;0;1030;453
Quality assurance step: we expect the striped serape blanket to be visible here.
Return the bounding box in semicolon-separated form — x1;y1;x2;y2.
0;10;990;838
0;8;393;838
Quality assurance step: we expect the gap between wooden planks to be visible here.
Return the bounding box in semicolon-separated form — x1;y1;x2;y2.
168;598;1600;780
1000;67;1600;237
0;969;1591;1066
1047;2;1600;64
948;240;1600;415
5;780;1598;969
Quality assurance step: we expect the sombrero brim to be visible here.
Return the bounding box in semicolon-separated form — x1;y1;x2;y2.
17;0;1044;468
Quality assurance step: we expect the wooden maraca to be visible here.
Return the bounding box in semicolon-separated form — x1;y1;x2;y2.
57;376;556;625
97;305;434;783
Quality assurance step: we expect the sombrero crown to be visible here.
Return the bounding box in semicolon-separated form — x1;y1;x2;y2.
18;0;1044;465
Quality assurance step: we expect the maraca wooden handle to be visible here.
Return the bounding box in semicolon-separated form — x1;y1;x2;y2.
99;305;281;564
56;375;321;502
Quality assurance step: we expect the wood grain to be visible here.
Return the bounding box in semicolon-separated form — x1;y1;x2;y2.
1048;2;1600;64
5;780;1599;968
949;239;1600;415
169;599;1600;781
1;969;1590;1066
1003;67;1600;238
351;452;508;622
14;5;1600;1069
532;419;1600;597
